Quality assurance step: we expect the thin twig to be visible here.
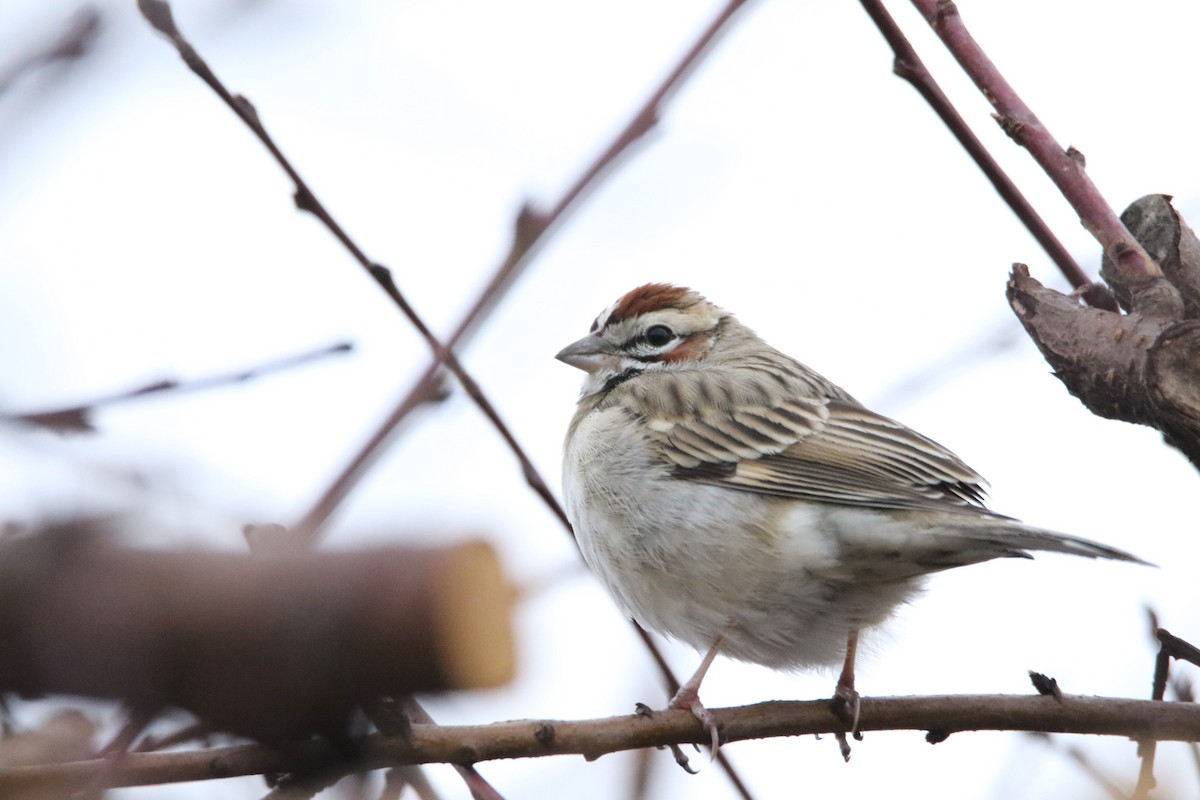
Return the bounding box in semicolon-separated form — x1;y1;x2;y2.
1158;628;1200;669
138;1;755;795
1169;676;1200;783
5;694;1200;793
1133;642;1170;799
909;0;1178;314
0;6;102;97
1135;627;1200;799
395;699;504;800
1027;732;1131;800
857;0;1117;312
5;341;353;433
287;0;753;542
134;0;564;536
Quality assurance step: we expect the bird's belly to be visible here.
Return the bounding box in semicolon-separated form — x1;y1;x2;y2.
563;409;921;669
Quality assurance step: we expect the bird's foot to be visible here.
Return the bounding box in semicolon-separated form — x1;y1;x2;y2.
636;701;700;774
669;683;722;756
831;683;862;762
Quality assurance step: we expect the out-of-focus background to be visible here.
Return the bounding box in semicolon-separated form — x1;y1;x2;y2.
2;1;1197;797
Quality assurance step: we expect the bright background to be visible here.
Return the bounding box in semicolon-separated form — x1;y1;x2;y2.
2;1;1198;798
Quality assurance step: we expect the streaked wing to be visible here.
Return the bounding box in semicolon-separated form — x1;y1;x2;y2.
652;386;994;514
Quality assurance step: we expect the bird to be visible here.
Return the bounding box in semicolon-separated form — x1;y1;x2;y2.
556;283;1144;757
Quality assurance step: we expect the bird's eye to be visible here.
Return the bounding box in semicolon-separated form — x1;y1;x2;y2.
644;324;675;347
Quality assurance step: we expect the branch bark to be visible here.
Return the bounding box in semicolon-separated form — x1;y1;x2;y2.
910;0;1182;319
2;695;1197;793
1008;195;1200;467
0;524;513;744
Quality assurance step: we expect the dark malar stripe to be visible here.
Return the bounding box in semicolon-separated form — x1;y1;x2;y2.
601;367;643;393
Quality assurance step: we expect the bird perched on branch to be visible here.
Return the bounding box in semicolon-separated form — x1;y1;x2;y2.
557;283;1144;757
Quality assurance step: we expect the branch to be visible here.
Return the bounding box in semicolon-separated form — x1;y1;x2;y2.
910;0;1183;318
287;0;752;542
136;2;754;794
1008;198;1200;467
3;695;1197;793
0;6;102;98
857;0;1117;311
4;341;352;433
0;524;513;743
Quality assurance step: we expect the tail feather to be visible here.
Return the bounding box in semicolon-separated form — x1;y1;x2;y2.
954;522;1151;566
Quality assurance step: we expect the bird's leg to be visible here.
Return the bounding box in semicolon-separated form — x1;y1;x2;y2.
668;635;724;754
831;628;862;761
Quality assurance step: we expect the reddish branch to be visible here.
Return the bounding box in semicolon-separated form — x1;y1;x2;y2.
3;694;1199;794
857;0;1117;311
909;0;1182;318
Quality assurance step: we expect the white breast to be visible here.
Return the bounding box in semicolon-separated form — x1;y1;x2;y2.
563;405;924;669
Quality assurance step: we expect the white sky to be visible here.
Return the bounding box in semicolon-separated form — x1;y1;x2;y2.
2;1;1199;798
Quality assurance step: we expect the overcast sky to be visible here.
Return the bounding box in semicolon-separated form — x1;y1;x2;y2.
2;1;1199;798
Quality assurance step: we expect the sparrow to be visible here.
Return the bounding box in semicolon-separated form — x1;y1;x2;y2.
556;283;1143;756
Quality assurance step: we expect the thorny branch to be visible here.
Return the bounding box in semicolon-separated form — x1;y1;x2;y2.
3;694;1199;794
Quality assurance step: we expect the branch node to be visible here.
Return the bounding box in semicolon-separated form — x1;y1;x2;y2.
1029;671;1064;703
293;185;318;215
137;0;180;39
933;0;958;29
991;113;1024;142
533;723;556;748
231;93;260;128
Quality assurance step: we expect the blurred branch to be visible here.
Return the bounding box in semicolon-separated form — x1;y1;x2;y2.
0;525;513;743
857;0;1117;311
910;0;1180;318
392;698;502;800
1027;732;1131;800
0;7;102;98
1135;626;1200;798
285;0;754;543
4;340;352;433
4;694;1200;793
137;1;755;795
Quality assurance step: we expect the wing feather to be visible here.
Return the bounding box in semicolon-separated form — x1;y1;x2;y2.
642;367;993;514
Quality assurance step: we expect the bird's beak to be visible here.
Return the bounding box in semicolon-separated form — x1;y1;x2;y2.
555;333;615;373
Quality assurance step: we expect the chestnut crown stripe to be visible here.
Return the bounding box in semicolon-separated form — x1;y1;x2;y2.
608;283;697;323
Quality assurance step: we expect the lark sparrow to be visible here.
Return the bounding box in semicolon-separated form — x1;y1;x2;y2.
557;283;1143;755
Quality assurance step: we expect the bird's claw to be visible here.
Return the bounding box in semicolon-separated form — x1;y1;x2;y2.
831;685;862;762
637;701;704;773
669;686;722;757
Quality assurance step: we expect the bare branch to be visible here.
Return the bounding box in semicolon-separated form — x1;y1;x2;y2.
287;0;753;543
0;6;102;98
910;0;1182;318
4;341;352;434
0;525;513;743
857;0;1117;311
2;695;1198;793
